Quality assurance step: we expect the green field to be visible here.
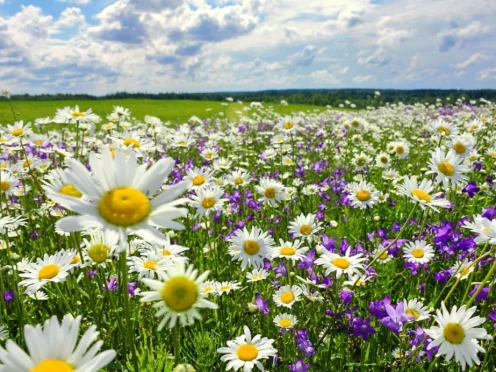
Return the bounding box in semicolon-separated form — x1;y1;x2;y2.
0;99;331;126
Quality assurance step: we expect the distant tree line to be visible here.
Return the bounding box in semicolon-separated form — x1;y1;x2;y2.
6;89;496;109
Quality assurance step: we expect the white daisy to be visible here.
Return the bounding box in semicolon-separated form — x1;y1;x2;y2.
255;178;285;207
314;247;367;279
227;227;274;270
189;185;227;217
402;298;431;321
347;180;380;209
273;314;298;329
451;259;474;280
397;175;450;212
270;239;308;262
402;240;435;264
246;268;270;282
288;214;322;242
426;148;469;189
273;285;303;308
128;251;170;280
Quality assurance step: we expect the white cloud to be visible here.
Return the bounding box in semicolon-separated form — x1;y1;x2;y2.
357;49;390;67
53;7;85;31
353;75;373;83
438;21;490;52
377;28;413;48
454;53;489;69
57;0;91;4
287;45;325;70
479;67;496;81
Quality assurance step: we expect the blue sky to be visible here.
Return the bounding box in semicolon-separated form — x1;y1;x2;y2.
0;0;495;94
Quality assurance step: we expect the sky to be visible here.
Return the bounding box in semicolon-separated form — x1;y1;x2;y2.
0;0;495;94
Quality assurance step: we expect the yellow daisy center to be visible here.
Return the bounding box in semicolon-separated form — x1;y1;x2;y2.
279;319;292;327
201;197;215;209
31;359;74;372
411;248;425;258
453;143;466;154
71;255;81;264
237;344;259;361
88;244;109;263
243;240;260;255
280;291;295;304
379;156;388;164
192;175;206;186
11;128;24;136
379;251;388;260
284;121;294;130
71;111;85;117
459;266;470;276
0;137;6;143
351;120;360;128
123;138;140;148
161;276;198;312
406;308;420;319
34;139;43;146
178;141;187;146
264;187;275;198
1;181;10;192
280;247;296;256
38;264;60;280
23;160;32;167
438;162;455;177
162;249;171;256
60;184;82;198
234;177;244;185
220;285;231;291
299;224;313;235
356;190;370;202
144;261;158;270
411;189;431;203
333;257;350;269
98;187;151;227
437;127;450;135
443;323;465;344
396;146;404;155
356;158;366;166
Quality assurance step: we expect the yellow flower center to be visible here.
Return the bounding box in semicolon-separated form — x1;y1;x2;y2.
490;152;496;159
234;177;244;185
23;160;32;167
11;128;24;136
459;266;470;276
411;248;425;258
437;127;450;135
438;162;455;176
98;187;151;226
443;323;465;344
201;197;215;209
243;240;260;255
161;276;198;312
299;224;313;235
178;141;187;146
220;285;231;291
396;146;404;155
71;255;81;264
0;137;6;143
406;308;420;319
280;291;295;304
356;158;366;166
411;189;431;203
35;140;44;146
60;184;83;198
163;249;171;256
123;138;140;148
379;156;388;164
279;319;292;327
144;261;158;270
284;121;294;130
71;112;85;117
88;244;109;263
351;120;360;128
453;143;466;154
379;251;388;260
192;175;206;186
31;359;74;372
280;247;296;256
1;181;10;192
264;187;276;198
333;257;350;269
237;344;259;361
356;190;371;202
38;264;60;280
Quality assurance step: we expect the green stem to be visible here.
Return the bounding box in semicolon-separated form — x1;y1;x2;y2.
121;252;139;371
172;325;181;366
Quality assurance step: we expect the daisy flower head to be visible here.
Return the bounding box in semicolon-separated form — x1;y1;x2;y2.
273;285;303;308
463;214;496;245
288;213;322;242
402;240;435;264
452;259;474;280
139;235;190;265
274;313;298;329
227;226;274;270
314;247;367;279
216;281;241;296
189;185;227;217
278;116;298;133
432;118;458;137
46;147;189;252
217;325;277;372
270;239;309;262
373;246;393;264
0;171;18;196
18;251;74;294
6;120;32;139
255;177;285;207
426;148;469;189
226;169;251;188
184;167;214;190
53;105;101;125
389;141;409;159
448;134;475;159
0;314;116;372
246;268;270;282
397;175;450;212
352;152;372;171
347;180;380;209
402;298;431;321
375;152;391;168
425;302;492;370
140;262;218;330
128;251;170;280
81;230;118;267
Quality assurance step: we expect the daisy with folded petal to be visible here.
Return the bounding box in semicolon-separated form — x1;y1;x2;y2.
315;247;367;279
347;180;380;209
431;118;458;137
138;236;190;265
288;213;322;242
274;313;298;329
273;285;303;308
140;262;218;329
452;258;474;280
270;239;308;262
217;325;277;372
402;240;435;264
426;148;469;189
190;185;227;217
227;226;274;270
397;175;450;212
18;251;74;294
42;168;83;199
0;314;116;372
424;302;492;371
46;146;189;252
255;177;285;207
402;298;431;321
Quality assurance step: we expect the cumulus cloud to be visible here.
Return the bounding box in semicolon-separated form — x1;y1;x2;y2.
353;75;373;83
377;28;413;48
479;67;496;81
53;7;85;31
438;21;489;52
287;45;325;70
454;53;489;69
57;0;90;4
357;49;390;67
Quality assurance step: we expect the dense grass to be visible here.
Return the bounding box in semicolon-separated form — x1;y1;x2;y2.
0;99;332;125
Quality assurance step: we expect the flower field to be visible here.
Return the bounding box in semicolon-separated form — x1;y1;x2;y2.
0;94;495;371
